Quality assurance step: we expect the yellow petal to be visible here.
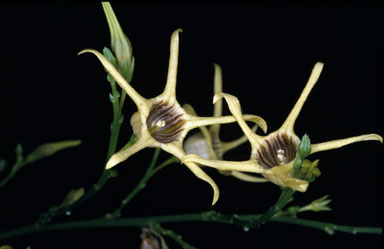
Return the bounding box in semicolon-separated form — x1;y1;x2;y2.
181;104;218;159
161;29;182;102
182;103;195;115
106;136;152;169
311;133;383;154
230;171;268;183
264;164;309;192
280;62;324;133
183;161;220;205
183;154;265;173
186;114;266;134
214;93;265;146
78;49;150;115
210;63;224;137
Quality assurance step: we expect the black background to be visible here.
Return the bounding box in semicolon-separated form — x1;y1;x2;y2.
0;2;382;249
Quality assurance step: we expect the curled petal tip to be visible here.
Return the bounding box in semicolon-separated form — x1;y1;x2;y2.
105;161;116;170
211;193;219;206
375;134;383;143
213;93;224;104
171;28;183;38
77;49;95;56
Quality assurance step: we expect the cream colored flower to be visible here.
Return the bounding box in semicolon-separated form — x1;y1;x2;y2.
183;64;267;183
184;62;382;192
79;29;267;204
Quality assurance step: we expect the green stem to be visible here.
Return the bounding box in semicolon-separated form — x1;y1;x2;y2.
152;156;180;175
2;211;381;241
36;76;125;225
111;148;161;218
106;76;122;161
248;187;296;227
0;163;22;189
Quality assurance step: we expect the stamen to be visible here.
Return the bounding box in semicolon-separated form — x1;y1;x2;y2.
146;101;185;143
277;149;286;165
256;133;299;169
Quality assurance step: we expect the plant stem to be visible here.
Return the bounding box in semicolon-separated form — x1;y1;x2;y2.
152;156;180;175
109;153;178;218
248;187;296;227
111;148;161;218
106;76;122;161
36;76;127;225
2;211;381;241
0;162;22;189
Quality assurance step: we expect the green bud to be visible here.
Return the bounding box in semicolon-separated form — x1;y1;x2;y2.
301;159;312;168
15;144;23;163
300;159;320;181
59;188;85;208
298;134;311;159
103;47;117;67
299;195;332;212
102;2;133;80
24;140;81;164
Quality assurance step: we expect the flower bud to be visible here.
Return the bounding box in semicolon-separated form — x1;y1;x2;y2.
298;134;311;159
300;159;320;181
299;195;331;212
24;140;81;164
59;188;85;208
102;2;133;81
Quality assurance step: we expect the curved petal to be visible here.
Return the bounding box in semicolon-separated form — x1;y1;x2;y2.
280;62;324;133
183;154;265;173
106;135;152;169
230;171;268;183
183;161;220;205
181;104;217;159
161;29;182;102
214;93;265;147
78;49;150;116
263;164;309;192
210;63;223;138
311;133;383;154
186;114;267;134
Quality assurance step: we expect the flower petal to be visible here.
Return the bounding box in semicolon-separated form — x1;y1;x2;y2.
161;29;182;102
106;135;152;169
183;154;265;173
210;63;224;137
311;133;383;154
186;114;266;133
280;62;324;133
78;49;150;115
182;104;217;159
183;161;220;205
264;164;309;192
214;93;266;147
230;171;268;183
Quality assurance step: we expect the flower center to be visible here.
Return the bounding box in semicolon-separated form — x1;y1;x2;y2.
255;133;299;169
146;101;185;143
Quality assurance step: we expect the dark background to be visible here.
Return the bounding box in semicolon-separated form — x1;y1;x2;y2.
0;2;382;249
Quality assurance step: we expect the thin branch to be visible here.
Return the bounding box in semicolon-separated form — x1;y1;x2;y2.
2;211;381;241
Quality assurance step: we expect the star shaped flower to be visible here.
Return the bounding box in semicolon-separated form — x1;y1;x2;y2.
183;64;267;183
79;29;267;204
184;62;382;192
